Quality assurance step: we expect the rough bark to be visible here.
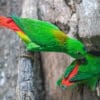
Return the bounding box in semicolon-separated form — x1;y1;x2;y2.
0;0;100;100
77;0;100;51
17;52;44;100
17;0;45;100
0;0;22;99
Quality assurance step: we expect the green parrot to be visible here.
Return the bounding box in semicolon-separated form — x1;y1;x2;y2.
0;15;86;58
57;53;100;90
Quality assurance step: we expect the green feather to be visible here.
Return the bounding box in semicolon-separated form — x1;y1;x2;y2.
11;15;67;51
85;77;98;91
58;53;100;90
11;15;86;58
70;72;93;82
64;61;77;77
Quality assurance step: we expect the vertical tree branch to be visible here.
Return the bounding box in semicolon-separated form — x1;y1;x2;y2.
17;46;45;100
17;0;45;100
18;57;35;100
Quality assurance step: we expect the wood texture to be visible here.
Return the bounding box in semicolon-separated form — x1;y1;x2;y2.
17;52;45;100
0;0;100;100
77;0;100;51
17;0;45;99
0;0;22;99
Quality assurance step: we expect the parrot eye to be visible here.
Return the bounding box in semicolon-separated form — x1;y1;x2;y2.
77;51;81;55
83;46;87;52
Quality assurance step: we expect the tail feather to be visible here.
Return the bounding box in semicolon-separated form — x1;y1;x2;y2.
0;16;21;31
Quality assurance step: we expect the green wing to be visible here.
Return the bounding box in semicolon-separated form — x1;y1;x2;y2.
64;60;77;77
71;54;100;90
11;15;67;50
79;54;100;75
70;72;93;82
86;77;98;91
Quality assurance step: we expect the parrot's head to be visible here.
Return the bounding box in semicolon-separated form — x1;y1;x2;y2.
65;38;87;58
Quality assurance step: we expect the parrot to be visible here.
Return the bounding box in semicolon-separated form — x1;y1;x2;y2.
57;53;100;91
0;15;87;59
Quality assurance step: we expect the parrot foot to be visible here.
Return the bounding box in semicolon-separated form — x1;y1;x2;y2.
20;53;34;60
26;42;40;51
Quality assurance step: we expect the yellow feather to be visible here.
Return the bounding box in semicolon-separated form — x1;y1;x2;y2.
53;30;67;44
16;31;31;43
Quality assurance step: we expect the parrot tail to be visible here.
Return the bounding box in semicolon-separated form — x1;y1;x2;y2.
0;16;21;31
0;16;31;43
61;64;79;87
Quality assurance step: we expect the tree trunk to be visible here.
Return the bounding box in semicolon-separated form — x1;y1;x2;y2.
0;0;22;100
17;0;45;99
17;52;44;100
0;0;100;100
